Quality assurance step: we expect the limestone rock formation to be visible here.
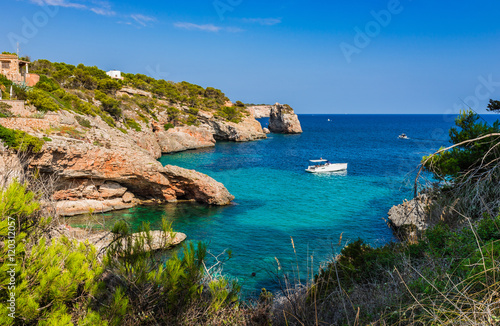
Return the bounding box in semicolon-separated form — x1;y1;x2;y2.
29;138;234;216
155;125;215;153
205;114;267;141
51;224;187;253
247;105;273;118
116;87;152;98
387;195;430;230
268;103;302;134
55;198;135;216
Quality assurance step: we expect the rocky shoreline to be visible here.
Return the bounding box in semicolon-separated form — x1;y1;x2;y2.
0;91;302;217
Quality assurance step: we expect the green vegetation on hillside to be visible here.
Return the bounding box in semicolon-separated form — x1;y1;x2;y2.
24;59;248;128
0;125;44;152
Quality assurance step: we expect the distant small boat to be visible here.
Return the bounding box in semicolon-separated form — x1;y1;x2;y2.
398;133;409;139
327;119;331;121
306;159;348;173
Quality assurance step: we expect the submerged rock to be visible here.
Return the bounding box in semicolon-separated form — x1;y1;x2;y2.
55;198;135;216
268;103;302;134
51;224;187;253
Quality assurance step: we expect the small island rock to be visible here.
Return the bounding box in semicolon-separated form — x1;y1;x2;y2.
268;103;302;134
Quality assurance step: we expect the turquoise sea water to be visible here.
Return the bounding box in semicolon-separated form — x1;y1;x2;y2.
69;114;499;296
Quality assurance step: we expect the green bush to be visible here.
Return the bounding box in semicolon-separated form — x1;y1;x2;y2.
124;118;141;132
0;102;13;118
27;88;60;112
0;181;104;325
0;125;44;152
0;74;13;89
94;90;122;118
75;115;92;128
136;112;149;124
188;107;199;116
11;84;28;101
35;75;60;92
164;123;174;131
97;79;121;94
216;106;243;123
186;113;198;126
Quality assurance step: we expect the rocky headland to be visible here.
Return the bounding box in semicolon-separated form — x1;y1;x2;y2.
0;105;239;216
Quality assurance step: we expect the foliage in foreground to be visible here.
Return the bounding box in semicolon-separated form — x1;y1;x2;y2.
0;125;44;153
268;215;500;326
422;110;500;179
0;180;244;325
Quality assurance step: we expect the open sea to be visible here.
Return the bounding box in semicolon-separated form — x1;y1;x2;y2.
68;114;499;296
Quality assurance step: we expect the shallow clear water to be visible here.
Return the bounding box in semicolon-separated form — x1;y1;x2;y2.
68;114;499;296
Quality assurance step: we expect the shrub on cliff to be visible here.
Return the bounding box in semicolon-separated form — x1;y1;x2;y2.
216;106;244;123
273;214;500;325
419;108;500;223
124;118;141;132
35;75;60;93
75;115;92;128
27;88;60;112
98;79;122;94
0;125;44;153
0;102;12;118
94;90;122;118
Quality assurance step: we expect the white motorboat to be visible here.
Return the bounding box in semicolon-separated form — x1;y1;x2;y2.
305;159;348;173
398;133;409;139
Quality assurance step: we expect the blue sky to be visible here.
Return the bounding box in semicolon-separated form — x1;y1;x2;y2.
1;0;500;114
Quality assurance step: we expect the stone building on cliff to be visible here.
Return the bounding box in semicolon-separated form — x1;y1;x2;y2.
0;54;39;87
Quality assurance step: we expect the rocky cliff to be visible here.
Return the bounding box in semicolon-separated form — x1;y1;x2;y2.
0;100;259;216
205;114;267;141
268;103;303;134
387;195;430;238
387;194;454;240
0;58;273;216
